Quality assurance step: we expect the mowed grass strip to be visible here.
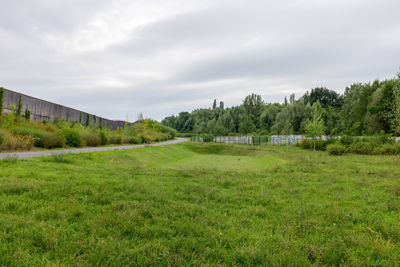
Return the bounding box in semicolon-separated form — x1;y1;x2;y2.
0;143;399;266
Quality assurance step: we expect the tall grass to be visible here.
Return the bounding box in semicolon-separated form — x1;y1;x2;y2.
0;114;176;152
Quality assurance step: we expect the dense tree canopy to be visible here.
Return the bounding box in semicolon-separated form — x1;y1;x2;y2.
162;74;400;136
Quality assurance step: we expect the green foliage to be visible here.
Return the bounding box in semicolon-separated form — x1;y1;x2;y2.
200;133;213;142
299;139;330;151
51;153;72;163
0;112;174;152
16;96;22;117
99;131;107;145
128;135;144;144
0;87;4;115
243;93;263;129
305;116;326;151
348;141;376;154
82;132;100;147
11;127;64;149
86;114;90;127
326;143;347;155
372;143;400;155
79;112;82;124
162;71;400;136
24;108;31;119
62;129;83;147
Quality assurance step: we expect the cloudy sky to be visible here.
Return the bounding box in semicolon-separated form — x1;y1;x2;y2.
1;0;399;121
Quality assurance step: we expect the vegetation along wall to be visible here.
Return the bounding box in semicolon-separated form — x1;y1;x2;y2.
1;88;129;129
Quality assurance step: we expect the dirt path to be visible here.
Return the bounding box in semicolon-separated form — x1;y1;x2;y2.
0;138;187;160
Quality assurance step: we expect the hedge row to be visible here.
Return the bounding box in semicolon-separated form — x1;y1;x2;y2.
300;136;400;156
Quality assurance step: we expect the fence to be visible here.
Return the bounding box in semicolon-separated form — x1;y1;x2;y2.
213;136;269;145
192;134;400;145
270;135;305;145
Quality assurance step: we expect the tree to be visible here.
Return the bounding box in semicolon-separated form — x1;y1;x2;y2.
17;95;22;116
365;79;398;134
239;114;256;134
309;87;343;108
24;108;31;119
305;117;326;151
212;99;217;110
86;114;90;127
219;101;224;110
0;87;4;115
392;73;400;133
243;94;263;129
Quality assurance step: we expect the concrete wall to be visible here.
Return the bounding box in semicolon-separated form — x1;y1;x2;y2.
1;88;130;129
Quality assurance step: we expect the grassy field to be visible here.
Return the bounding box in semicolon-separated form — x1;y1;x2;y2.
1;143;400;266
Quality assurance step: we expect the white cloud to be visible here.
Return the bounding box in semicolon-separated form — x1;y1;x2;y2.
0;0;399;120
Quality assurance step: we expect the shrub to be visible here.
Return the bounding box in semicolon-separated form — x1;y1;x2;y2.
38;132;64;149
99;131;107;145
0;132;3;146
372;144;399;155
24;108;31;119
327;143;347;155
62;129;83;147
107;134;122;144
11;127;64;149
200;134;214;142
348;141;376;155
339;136;355;147
129;135;144;144
121;136;130;144
300;139;329;151
82;133;100;147
0;132;35;151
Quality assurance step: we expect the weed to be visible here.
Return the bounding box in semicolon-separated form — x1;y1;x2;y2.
51;153;72;163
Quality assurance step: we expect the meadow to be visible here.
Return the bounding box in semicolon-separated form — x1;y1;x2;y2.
0;142;399;266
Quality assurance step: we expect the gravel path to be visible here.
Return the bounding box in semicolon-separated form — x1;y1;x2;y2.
0;138;187;160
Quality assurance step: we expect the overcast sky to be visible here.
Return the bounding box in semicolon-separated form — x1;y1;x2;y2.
1;0;399;121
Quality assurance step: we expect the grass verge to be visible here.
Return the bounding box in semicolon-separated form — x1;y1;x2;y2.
0;143;399;265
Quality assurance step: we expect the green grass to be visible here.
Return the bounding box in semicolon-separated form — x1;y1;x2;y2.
0;143;400;266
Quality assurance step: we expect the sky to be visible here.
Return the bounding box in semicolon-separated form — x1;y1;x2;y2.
1;0;399;121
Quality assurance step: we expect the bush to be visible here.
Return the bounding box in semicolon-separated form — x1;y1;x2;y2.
0;132;3;146
38;132;64;149
107;133;122;145
348;141;376;155
372;144;399;155
339;136;355;147
62;129;83;147
99;132;107;146
11;127;64;149
0;132;35;151
129;135;145;144
82;133;100;147
200;134;214;142
327;143;347;155
299;139;329;151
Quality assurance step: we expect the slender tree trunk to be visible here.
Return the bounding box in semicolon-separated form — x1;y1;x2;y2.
313;140;316;151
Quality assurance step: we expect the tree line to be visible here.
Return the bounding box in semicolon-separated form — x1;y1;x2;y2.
162;73;400;136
